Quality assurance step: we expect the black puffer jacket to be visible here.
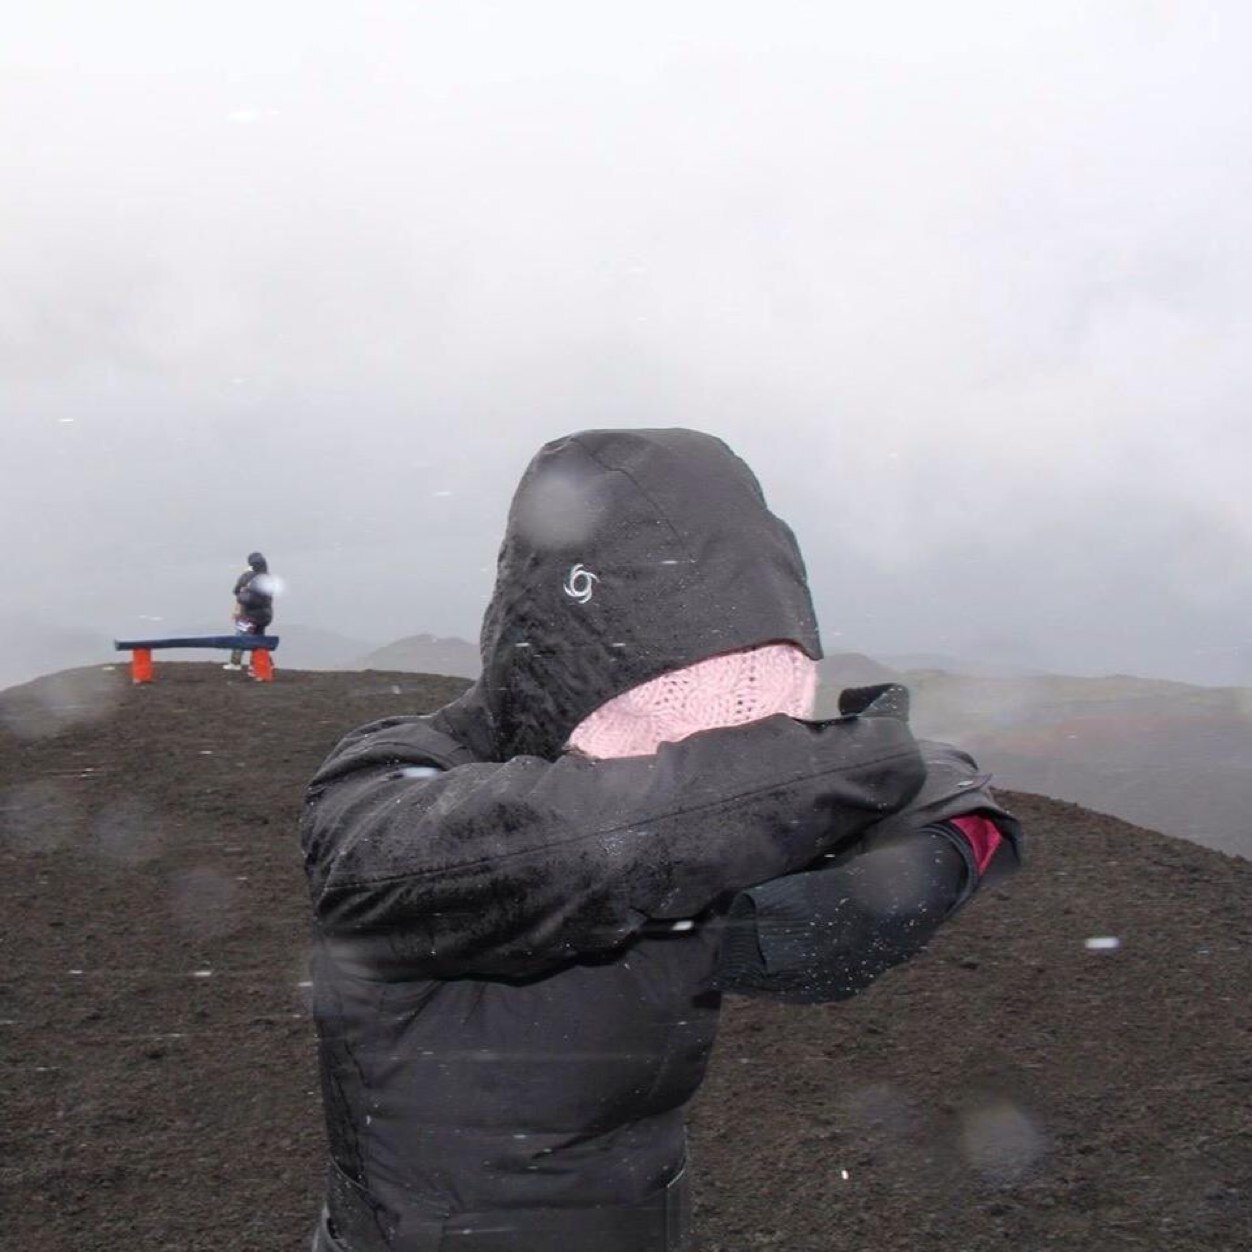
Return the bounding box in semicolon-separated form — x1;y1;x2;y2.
300;430;1019;1250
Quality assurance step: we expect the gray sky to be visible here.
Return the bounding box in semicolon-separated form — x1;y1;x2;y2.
4;1;1251;685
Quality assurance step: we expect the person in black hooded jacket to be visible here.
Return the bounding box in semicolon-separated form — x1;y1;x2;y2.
226;551;274;672
300;429;1022;1252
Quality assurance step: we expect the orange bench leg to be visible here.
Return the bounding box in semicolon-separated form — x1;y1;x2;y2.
251;648;274;682
131;647;154;684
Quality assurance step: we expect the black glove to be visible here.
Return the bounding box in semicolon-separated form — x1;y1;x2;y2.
838;683;910;721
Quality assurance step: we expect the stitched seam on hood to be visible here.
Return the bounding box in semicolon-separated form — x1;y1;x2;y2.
571;436;693;562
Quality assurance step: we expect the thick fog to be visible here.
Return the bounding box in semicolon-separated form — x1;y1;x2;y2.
4;2;1250;686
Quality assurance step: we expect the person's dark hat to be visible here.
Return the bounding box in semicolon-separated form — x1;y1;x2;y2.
247;551;267;571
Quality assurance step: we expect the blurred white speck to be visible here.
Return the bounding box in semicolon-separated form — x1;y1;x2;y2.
68;969;83;976
669;920;695;932
170;868;241;940
199;750;213;756
2;667;125;741
58;417;75;424
251;573;285;598
390;685;401;695
840;1169;850;1181
960;1099;1046;1181
1084;936;1121;951
400;766;440;779
192;970;213;978
297;980;313;989
92;797;163;866
236;875;249;881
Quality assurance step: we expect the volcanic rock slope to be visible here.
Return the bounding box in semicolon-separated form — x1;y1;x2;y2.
1;664;1248;1252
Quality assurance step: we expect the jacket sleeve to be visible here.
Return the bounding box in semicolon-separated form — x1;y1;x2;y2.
299;711;926;979
712;738;1024;1003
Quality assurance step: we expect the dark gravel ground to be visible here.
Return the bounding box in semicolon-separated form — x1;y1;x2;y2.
1;663;1248;1251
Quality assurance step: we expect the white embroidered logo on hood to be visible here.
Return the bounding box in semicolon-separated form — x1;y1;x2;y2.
563;564;599;604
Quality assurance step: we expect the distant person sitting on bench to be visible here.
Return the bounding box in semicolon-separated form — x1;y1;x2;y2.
226;551;274;672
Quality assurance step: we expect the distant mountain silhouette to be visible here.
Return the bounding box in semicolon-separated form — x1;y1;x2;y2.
877;652;1051;678
261;623;375;670
359;633;480;678
816;652;901;690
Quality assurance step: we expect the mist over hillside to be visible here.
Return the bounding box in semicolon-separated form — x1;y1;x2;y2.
894;672;1252;860
0;617;113;695
358;633;480;678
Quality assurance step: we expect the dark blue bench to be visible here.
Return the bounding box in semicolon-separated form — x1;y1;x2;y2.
113;635;281;683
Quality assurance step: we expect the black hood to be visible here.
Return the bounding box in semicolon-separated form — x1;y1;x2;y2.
450;429;822;761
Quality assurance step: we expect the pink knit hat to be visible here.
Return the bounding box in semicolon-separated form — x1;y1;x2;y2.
566;643;818;760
